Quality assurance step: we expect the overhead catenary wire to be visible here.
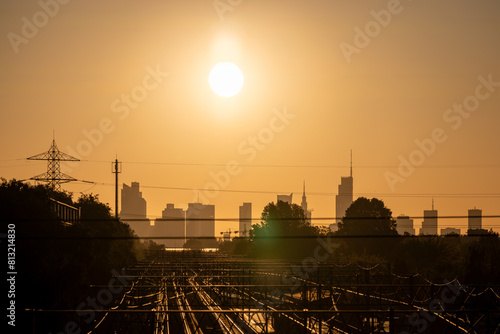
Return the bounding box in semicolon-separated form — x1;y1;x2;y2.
8;215;500;222
70;181;500;198
8;157;500;199
5;157;500;169
11;228;500;236
76;159;500;169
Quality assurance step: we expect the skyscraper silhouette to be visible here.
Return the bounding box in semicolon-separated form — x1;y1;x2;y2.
277;193;293;204
396;215;415;235
239;202;252;238
335;151;353;223
120;182;149;238
186;202;215;240
154;204;185;248
301;181;312;223
468;208;482;231
420;200;438;235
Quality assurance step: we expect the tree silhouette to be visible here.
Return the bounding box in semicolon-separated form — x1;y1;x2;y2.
74;193;137;283
337;197;398;256
392;235;460;280
251;200;318;258
0;179;140;333
464;231;500;284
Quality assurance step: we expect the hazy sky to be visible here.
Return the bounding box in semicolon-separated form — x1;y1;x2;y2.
1;0;499;234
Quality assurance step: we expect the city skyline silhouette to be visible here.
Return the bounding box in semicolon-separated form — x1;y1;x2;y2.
1;2;499;332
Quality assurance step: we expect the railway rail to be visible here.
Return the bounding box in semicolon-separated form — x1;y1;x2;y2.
26;252;500;333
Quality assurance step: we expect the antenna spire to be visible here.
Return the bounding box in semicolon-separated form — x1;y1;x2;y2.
350;149;352;177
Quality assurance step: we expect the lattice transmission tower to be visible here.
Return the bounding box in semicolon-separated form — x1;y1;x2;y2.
26;137;80;191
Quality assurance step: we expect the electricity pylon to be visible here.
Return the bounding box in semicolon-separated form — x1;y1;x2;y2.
27;138;80;191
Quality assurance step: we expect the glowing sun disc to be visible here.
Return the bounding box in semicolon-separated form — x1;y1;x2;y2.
209;62;244;97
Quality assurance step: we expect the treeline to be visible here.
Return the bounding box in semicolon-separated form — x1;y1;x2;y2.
0;179;157;332
219;197;500;285
331;232;500;284
219;200;327;259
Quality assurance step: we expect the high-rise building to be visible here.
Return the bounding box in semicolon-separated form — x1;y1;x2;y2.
239;202;252;238
468;208;482;231
301;181;312;223
120;182;146;218
396;215;415;235
420;201;438;235
335;152;353;223
277;193;293;204
120;182;150;238
186;202;215;240
153;204;185;248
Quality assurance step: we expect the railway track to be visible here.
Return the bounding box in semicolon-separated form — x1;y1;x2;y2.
65;254;500;334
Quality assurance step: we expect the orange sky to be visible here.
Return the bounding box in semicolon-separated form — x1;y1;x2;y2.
1;0;499;235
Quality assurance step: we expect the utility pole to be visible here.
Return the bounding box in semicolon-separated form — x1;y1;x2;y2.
112;158;122;219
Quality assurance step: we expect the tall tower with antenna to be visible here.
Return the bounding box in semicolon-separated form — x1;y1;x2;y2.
301;180;308;213
301;180;312;223
26;136;80;191
335;150;354;223
420;199;438;235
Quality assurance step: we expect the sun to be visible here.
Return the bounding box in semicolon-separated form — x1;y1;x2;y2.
209;62;244;97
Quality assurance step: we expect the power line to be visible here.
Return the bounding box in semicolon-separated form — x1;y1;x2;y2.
0;162;45;169
8;216;500;222
5;156;500;169
14;234;500;240
72;181;500;199
78;160;500;169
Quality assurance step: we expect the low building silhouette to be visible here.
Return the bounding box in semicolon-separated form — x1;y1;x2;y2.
441;227;461;235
